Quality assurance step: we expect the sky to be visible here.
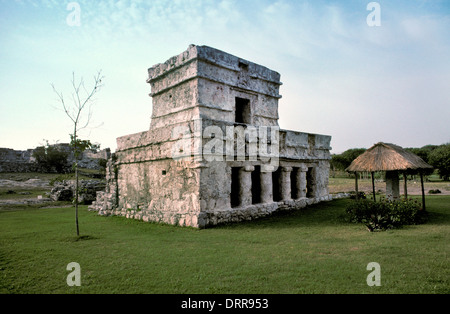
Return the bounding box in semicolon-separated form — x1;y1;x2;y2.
0;0;449;154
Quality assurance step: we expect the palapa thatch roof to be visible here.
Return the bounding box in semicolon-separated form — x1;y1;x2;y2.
345;142;433;173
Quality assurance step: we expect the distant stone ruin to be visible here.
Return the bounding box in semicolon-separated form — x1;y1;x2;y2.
90;45;332;228
0;144;110;173
0;148;36;173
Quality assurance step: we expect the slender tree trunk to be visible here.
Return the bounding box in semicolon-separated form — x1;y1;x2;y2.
74;128;80;237
371;171;376;202
420;172;426;211
75;162;79;236
404;172;408;200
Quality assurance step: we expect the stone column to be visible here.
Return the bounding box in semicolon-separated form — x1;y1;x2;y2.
239;165;254;207
280;166;292;201
260;165;273;203
386;171;400;201
296;165;308;199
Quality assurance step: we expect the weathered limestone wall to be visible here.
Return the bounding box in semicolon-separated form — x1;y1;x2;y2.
97;120;204;226
115;159;202;227
150;79;199;130
92;145;205;227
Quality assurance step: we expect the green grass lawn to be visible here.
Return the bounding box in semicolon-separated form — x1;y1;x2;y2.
0;189;49;201
0;196;449;294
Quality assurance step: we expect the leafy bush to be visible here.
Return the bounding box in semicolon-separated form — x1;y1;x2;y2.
33;142;69;173
349;191;367;200
98;158;107;171
346;198;427;232
428;143;450;181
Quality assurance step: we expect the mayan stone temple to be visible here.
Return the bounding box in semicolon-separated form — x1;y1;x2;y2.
90;45;332;228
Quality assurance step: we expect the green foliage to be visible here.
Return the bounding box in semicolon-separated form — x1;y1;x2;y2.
405;145;437;164
32;141;69;173
428;143;450;181
331;148;366;171
349;191;367;200
98;158;107;171
345;198;427;232
70;135;100;161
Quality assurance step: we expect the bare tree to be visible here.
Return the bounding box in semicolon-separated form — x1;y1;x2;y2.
52;71;104;236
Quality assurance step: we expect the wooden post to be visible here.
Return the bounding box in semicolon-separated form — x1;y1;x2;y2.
420;172;426;211
404;172;408;200
355;172;359;200
371;172;376;202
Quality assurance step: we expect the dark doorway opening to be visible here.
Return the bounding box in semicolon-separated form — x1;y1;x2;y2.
235;97;251;124
272;167;282;202
306;167;315;198
231;167;241;208
252;166;261;204
291;167;299;199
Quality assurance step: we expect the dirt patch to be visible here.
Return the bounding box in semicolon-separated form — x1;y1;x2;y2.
0;198;53;205
0;179;50;189
41;205;73;209
329;178;450;196
0;177;53;206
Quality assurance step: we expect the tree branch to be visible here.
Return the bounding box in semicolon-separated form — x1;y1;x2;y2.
51;70;104;134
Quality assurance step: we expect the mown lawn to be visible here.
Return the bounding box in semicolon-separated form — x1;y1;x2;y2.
0;196;448;294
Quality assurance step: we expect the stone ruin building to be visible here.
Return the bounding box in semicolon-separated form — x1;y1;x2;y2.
0;145;110;173
90;45;332;228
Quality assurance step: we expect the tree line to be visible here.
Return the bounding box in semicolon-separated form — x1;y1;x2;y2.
331;143;450;181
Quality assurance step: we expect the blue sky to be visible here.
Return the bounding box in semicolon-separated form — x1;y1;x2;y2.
0;0;449;154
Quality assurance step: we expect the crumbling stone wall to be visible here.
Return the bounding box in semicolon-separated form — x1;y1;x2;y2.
0;148;38;172
0;145;110;173
50;179;105;204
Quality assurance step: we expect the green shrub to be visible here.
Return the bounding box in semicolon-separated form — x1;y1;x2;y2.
349;191;367;200
33;142;69;173
346;198;427;232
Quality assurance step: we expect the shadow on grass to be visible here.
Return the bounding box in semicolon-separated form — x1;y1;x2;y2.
427;211;450;225
0;201;72;213
63;235;99;242
213;197;450;231
213;199;351;230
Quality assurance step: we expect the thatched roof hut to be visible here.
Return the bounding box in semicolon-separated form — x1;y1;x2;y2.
345;142;433;209
346;142;433;173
